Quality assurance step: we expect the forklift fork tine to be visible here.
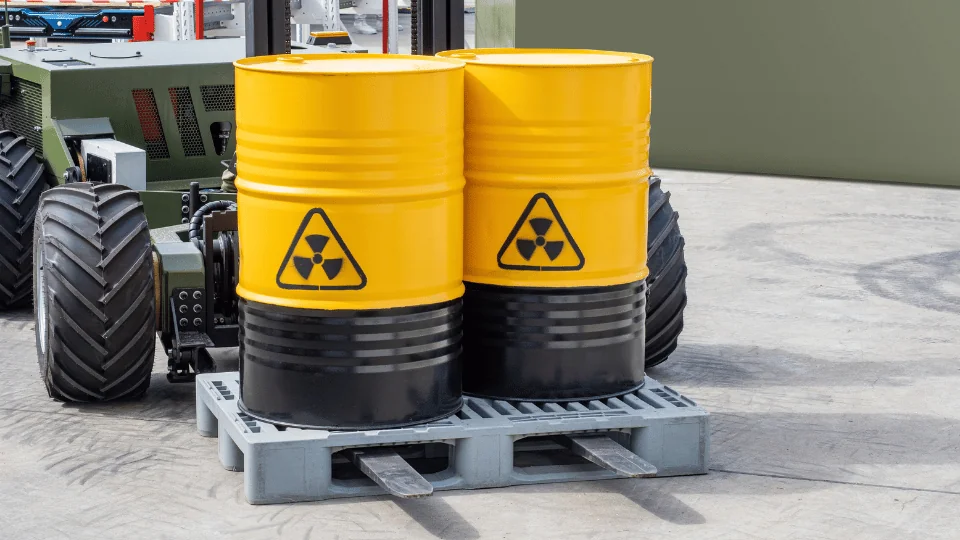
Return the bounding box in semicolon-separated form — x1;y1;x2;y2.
567;435;658;478
347;448;434;499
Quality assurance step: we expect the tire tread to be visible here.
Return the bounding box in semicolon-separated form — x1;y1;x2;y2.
645;176;688;369
0;131;45;310
35;182;156;402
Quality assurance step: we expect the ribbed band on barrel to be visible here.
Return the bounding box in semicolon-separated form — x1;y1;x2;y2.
462;281;647;402
238;298;463;430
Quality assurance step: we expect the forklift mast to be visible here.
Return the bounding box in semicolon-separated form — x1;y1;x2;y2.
245;0;465;57
413;0;464;55
245;0;291;57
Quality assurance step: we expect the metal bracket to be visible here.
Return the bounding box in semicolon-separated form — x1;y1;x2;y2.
202;209;239;348
62;166;82;184
171;288;211;338
182;182;210;225
172;0;196;41
167;288;215;382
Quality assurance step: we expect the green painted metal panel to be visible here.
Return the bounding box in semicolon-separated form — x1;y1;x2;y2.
48;46;236;185
0;40;238;187
152;240;205;335
502;0;960;187
140;190;236;229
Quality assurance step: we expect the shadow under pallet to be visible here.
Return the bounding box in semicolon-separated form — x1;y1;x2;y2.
196;373;709;504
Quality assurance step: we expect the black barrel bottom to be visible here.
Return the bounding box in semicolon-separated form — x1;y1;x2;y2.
239;298;462;430
463;281;646;402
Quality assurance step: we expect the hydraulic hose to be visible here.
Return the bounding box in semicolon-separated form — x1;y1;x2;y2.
188;200;236;251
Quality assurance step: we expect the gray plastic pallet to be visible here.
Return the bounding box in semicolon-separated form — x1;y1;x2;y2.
196;373;709;504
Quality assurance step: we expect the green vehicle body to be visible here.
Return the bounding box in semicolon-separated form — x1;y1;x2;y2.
0;39;255;340
0;40;248;228
0;40;251;355
0;38;361;377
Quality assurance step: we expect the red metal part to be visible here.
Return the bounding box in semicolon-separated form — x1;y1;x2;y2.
381;0;388;53
131;4;154;41
132;89;164;143
195;0;203;39
5;1;178;5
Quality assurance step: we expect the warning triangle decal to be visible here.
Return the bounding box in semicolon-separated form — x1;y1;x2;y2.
276;208;367;290
497;193;585;271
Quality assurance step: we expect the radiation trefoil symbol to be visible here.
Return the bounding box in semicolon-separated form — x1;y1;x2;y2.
292;235;343;281
276;209;367;291
497;193;585;271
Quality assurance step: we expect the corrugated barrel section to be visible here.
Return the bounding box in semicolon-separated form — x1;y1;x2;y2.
239;299;462;429
463;281;646;401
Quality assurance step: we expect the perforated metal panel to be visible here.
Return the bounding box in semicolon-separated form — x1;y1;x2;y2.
0;78;44;156
168;87;205;157
285;0;292;52
131;88;170;160
200;84;235;112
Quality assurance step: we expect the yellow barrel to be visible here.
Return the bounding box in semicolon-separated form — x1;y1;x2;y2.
235;54;465;311
440;48;652;288
233;54;465;429
438;48;653;401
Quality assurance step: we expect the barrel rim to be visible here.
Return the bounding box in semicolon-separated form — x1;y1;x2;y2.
235;53;466;74
437;48;654;67
236;398;464;431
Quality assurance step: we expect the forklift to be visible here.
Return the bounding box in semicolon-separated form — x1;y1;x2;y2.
0;0;687;402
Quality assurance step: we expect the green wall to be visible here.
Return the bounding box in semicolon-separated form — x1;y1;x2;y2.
508;0;960;186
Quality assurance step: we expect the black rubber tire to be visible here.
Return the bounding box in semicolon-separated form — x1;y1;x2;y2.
645;176;688;368
0;131;46;310
34;183;156;402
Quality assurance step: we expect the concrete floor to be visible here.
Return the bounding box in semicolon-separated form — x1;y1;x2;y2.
2;171;960;539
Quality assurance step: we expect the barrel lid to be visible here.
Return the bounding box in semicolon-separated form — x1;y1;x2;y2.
438;48;652;67
235;53;464;74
